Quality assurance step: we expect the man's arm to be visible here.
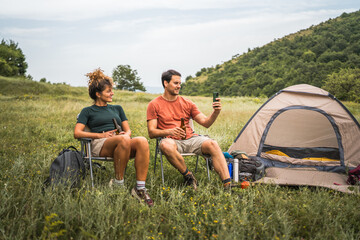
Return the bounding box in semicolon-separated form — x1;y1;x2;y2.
147;119;186;139
193;99;222;128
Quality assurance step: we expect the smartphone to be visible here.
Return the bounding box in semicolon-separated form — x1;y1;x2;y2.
213;92;219;102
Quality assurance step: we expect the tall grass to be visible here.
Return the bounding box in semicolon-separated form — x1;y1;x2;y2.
1;78;360;239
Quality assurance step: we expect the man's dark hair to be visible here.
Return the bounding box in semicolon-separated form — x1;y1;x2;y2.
161;69;181;88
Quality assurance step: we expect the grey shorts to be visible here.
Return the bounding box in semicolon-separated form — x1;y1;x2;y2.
161;135;212;156
91;138;107;157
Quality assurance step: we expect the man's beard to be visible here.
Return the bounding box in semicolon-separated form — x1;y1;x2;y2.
169;89;179;96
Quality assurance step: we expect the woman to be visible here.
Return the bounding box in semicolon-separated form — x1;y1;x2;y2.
74;68;153;207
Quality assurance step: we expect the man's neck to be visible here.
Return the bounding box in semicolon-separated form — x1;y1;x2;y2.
162;92;178;101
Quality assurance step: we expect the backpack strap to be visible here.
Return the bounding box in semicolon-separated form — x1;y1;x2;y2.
67;146;78;152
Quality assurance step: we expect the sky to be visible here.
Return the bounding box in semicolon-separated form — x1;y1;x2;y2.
0;0;359;91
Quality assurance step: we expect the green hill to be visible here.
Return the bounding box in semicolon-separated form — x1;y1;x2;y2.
0;76;87;97
181;10;360;98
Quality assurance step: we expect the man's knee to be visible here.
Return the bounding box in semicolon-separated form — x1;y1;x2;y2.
160;139;177;155
202;139;221;155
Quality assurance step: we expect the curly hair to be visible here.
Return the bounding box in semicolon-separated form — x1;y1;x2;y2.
86;68;114;101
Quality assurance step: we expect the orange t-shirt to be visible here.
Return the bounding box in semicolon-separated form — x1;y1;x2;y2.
147;96;201;140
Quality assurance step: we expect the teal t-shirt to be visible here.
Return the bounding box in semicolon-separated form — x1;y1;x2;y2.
77;104;128;133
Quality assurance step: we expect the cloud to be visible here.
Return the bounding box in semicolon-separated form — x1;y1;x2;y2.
0;0;250;21
0;0;338;21
1;0;358;87
2;27;49;37
97;17;157;33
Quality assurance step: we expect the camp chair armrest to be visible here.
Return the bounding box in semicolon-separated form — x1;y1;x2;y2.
78;137;92;142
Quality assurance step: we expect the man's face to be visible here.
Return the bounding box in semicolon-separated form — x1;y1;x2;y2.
165;75;181;95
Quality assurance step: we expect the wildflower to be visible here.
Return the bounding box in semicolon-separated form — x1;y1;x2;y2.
213;220;218;223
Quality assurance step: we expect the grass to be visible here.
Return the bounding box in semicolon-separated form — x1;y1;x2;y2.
1;77;360;239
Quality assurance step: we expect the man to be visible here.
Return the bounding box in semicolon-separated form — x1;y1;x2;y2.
146;69;231;190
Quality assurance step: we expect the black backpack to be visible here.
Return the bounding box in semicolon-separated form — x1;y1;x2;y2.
230;150;265;181
44;146;86;189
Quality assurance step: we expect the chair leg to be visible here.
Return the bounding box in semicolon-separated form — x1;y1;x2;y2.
206;157;211;181
80;141;85;159
154;140;159;174
160;152;164;185
195;155;199;173
86;142;95;188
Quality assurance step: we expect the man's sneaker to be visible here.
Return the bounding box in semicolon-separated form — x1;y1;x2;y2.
224;182;232;191
184;172;198;190
131;187;154;207
224;183;241;192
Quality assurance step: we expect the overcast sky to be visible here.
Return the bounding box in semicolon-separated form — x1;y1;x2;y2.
0;0;359;90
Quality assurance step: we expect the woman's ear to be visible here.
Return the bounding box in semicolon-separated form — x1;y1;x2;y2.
95;91;101;99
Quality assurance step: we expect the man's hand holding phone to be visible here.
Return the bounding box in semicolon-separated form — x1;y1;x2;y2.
212;92;221;111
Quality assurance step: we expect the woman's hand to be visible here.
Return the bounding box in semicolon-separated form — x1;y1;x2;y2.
100;130;117;138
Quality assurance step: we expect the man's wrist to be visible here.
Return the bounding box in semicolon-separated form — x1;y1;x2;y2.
213;109;221;115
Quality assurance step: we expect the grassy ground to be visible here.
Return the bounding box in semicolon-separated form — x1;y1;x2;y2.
1;77;360;239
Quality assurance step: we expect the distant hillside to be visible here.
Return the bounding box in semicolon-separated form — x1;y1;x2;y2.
0;76;159;103
181;10;360;97
0;76;86;97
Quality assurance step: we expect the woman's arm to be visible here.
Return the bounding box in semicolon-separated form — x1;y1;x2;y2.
120;120;132;137
74;123;115;139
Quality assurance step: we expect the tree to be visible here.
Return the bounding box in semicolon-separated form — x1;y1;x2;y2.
0;39;28;76
323;68;360;102
112;65;146;92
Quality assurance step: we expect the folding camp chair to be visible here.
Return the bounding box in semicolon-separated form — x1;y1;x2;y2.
77;115;114;188
78;132;113;188
153;118;211;185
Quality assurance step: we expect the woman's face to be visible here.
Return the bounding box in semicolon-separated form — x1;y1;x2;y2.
97;85;114;103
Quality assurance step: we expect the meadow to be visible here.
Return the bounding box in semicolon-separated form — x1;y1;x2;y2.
1;77;360;239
